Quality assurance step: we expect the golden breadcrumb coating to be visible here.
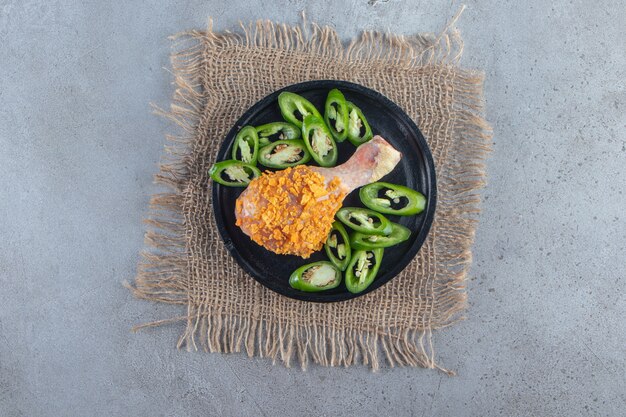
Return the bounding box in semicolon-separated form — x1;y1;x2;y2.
235;166;344;258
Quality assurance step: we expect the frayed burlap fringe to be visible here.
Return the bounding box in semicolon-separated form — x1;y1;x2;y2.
129;7;491;374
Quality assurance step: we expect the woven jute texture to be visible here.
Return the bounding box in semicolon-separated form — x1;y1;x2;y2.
129;13;491;373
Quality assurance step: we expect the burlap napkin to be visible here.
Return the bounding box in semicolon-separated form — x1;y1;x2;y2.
129;12;491;373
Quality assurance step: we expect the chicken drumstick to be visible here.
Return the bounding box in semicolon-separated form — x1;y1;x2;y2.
235;135;402;258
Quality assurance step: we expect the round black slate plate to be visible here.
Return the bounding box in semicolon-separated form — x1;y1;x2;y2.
212;80;436;302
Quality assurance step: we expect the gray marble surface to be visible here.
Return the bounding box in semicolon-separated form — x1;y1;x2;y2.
1;1;624;416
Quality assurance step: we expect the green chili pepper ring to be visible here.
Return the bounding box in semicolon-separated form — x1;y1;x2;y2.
302;114;338;167
346;101;373;146
209;160;261;187
345;248;384;294
324;89;349;142
278;92;323;128
336;207;392;236
360;182;426;215
351;222;412;250
255;122;301;147
289;261;342;292
231;126;259;166
324;221;352;271
257;140;311;169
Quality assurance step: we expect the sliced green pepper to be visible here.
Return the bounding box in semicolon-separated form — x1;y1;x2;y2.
324;89;349;143
360;182;426;215
345;248;383;294
209;160;261;187
278;92;323;128
351;222;411;250
289;261;342;292
231;126;259;166
324;221;352;271
302;114;338;167
258;139;311;169
336;207;392;236
346;101;373;146
255;122;301;147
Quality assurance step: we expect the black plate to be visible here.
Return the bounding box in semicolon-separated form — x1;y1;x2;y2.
212;80;436;302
